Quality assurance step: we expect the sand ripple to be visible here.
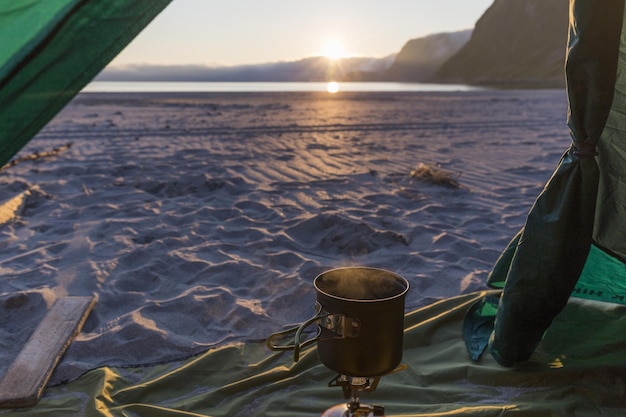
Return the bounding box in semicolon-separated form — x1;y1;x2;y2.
0;90;569;383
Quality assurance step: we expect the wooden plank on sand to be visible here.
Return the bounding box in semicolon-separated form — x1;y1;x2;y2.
0;296;96;408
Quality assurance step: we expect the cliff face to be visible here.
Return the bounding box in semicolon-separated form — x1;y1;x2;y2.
436;0;569;87
385;30;472;81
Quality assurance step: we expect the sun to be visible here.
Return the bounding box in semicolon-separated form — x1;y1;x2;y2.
322;39;348;60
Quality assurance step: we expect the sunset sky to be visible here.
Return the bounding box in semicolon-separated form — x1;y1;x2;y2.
109;0;493;68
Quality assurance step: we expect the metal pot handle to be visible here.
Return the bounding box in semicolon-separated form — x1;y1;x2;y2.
266;304;328;362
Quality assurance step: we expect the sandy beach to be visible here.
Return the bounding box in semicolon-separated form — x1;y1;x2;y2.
0;89;569;385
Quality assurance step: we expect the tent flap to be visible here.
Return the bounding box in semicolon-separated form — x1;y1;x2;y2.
0;0;173;167
486;0;626;367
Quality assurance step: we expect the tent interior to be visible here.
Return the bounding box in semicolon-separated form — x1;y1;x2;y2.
0;0;625;415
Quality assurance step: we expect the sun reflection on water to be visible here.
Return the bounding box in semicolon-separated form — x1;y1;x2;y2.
326;81;339;93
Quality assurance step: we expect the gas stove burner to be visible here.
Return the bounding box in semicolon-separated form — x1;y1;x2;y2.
322;374;385;417
328;374;380;398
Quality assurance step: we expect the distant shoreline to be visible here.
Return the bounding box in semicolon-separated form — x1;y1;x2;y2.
82;81;487;94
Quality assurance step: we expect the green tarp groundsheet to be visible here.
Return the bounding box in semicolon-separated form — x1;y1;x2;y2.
1;291;624;416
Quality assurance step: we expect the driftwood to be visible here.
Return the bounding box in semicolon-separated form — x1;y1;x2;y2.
0;296;96;408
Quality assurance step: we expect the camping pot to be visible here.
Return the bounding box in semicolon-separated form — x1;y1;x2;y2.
266;267;409;377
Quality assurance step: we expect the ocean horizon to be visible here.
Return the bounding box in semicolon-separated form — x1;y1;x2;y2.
82;81;485;93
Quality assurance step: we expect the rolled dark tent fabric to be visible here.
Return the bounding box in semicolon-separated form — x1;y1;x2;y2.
487;0;626;366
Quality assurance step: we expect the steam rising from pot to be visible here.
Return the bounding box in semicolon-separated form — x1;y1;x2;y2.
316;268;407;301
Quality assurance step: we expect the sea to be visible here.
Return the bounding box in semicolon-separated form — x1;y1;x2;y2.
82;81;483;93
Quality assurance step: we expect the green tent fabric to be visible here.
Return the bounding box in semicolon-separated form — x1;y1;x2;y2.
486;0;626;366
1;291;624;416
0;0;172;168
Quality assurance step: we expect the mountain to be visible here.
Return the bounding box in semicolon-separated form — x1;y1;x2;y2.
98;0;569;88
96;30;467;84
345;30;472;82
435;0;569;88
96;55;395;83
